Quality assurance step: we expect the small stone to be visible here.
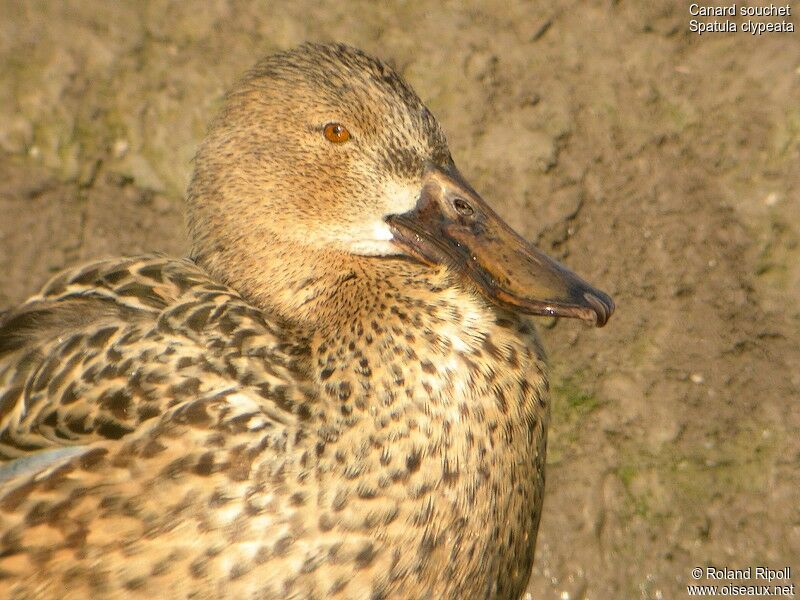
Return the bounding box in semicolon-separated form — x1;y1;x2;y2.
113;139;130;159
690;373;704;384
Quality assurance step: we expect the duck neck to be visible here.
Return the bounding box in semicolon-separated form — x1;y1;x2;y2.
303;256;549;595
305;254;548;436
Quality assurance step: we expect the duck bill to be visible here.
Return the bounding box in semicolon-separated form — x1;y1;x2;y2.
386;166;614;327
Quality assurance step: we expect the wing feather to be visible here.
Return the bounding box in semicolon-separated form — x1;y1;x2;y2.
0;255;313;462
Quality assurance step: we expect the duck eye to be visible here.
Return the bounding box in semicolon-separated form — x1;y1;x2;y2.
323;122;351;143
453;198;474;216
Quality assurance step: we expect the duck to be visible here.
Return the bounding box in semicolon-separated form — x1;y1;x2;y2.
0;43;613;599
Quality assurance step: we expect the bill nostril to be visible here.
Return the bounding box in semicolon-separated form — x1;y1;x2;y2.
453;197;474;216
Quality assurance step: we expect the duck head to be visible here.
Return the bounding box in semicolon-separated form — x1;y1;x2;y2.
188;43;613;327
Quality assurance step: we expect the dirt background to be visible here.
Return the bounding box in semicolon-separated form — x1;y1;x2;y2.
1;2;798;598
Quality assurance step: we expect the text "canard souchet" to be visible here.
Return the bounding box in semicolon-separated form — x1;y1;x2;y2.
689;4;791;16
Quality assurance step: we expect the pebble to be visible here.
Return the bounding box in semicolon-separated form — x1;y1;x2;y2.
113;139;130;159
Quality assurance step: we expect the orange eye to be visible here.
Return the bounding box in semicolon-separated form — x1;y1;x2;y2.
323;122;351;143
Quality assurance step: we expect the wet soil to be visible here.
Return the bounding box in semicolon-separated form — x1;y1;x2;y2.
1;2;798;598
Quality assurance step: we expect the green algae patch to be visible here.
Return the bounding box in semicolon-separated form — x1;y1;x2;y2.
547;370;605;464
614;425;781;526
552;372;602;421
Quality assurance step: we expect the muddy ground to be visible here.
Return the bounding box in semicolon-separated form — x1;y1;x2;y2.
1;2;798;598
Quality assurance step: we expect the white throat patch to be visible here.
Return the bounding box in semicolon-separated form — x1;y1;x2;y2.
346;180;420;257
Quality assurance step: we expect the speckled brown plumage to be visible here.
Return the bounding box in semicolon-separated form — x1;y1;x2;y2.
0;43;612;599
